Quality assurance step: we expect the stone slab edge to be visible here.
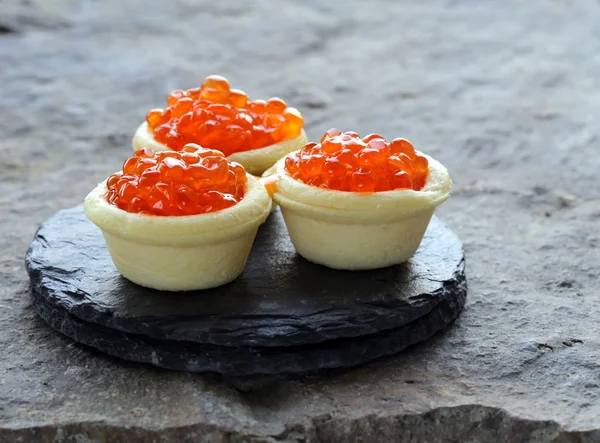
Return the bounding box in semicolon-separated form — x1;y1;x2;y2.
2;405;600;442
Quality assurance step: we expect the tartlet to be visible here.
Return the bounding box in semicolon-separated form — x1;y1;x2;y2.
132;75;308;176
264;129;452;270
84;145;272;291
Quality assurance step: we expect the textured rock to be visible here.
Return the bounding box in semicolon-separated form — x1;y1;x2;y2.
1;0;600;441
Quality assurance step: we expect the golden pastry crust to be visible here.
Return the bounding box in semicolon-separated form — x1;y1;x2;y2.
85;174;271;246
84;174;272;290
268;153;451;221
132;121;308;176
267;152;452;270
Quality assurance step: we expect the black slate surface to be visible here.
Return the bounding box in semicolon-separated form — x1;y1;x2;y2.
26;205;466;347
30;282;466;375
25;205;467;375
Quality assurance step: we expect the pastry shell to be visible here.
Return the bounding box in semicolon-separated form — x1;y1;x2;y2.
268;153;452;270
84;174;272;291
132;121;308;176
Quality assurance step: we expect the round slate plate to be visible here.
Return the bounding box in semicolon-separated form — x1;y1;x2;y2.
26;206;467;375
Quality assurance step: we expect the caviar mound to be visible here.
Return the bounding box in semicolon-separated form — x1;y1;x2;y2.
284;129;429;192
146;75;304;155
105;145;247;216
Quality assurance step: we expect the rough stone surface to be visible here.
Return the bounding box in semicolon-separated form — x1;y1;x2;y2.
1;0;599;441
25;206;466;374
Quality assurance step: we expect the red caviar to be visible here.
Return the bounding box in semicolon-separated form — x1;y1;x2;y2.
105;145;247;216
146;75;304;155
284;129;429;192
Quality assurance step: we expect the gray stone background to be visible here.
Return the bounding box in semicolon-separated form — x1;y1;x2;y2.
1;0;599;441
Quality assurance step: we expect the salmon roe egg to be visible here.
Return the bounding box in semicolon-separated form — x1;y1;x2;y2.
105;145;247;216
284;129;429;192
146;75;304;155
